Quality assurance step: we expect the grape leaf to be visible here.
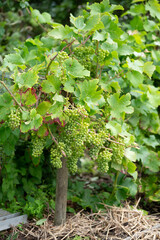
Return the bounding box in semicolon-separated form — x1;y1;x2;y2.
118;44;133;56
37;101;52;115
52;94;64;102
48;25;73;40
143;62;156;78
107;21;123;40
4;53;25;71
41;75;61;93
4;53;24;65
0;92;13;107
63;78;75;93
147;86;160;108
70;14;86;29
83;14;104;32
126;57;143;73
145;0;160;20
25;89;37;106
14;69;39;88
105;120;122;136
121;178;137;196
0;126;11;143
37;125;48;137
93;31;106;41
124;148;137;162
49;102;63;118
127;71;144;87
143;135;159;148
30;109;37;119
31;9;52;24
78;79;102;105
88;0;123;15
20;113;43;133
127;161;137;175
108;93;134;118
64;58;90;78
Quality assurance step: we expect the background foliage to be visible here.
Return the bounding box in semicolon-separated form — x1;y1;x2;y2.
0;0;160;218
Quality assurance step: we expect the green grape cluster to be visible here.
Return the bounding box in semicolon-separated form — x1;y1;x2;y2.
60;66;67;84
63;107;88;173
87;126;110;160
58;51;69;63
50;147;62;169
89;146;100;160
110;137;125;164
74;46;94;70
49;105;126;174
49;106;89;173
31;135;45;158
97;149;112;172
97;49;108;65
8;110;20;130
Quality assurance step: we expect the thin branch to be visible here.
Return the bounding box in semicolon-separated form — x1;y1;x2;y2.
108;69;129;81
36;90;42;108
0;80;24;111
107;137;139;149
95;40;99;78
106;138;126;146
98;65;104;78
47;124;66;157
81;34;92;45
46;39;76;77
109;171;119;201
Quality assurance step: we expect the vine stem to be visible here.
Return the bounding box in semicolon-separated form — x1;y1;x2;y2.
47;124;66;157
108;70;129;82
0;80;24;111
107;137;139;149
46;39;75;77
81;34;92;45
95;40;99;78
109;171;119;201
106;137;125;146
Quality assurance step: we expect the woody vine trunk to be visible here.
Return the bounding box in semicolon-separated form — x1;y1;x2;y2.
54;157;68;225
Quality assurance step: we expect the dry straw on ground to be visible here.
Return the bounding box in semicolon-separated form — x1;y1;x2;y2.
11;203;160;240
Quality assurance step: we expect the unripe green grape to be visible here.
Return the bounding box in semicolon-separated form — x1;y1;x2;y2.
89;146;100;160
58;51;69;62
8;110;20;130
58;141;65;152
60;66;68;84
67;156;78;173
74;46;94;70
50;147;62;169
97;149;112;172
31;136;45;158
110;137;125;164
60;75;67;84
97;49;108;64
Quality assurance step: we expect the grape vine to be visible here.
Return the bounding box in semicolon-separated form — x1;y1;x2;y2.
48;105;127;174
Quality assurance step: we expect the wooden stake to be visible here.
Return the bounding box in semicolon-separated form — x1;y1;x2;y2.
54;157;68;225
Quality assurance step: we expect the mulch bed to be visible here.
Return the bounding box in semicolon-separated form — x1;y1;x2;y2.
2;203;160;240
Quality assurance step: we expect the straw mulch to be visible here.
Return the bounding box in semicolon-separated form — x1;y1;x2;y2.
11;204;160;240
